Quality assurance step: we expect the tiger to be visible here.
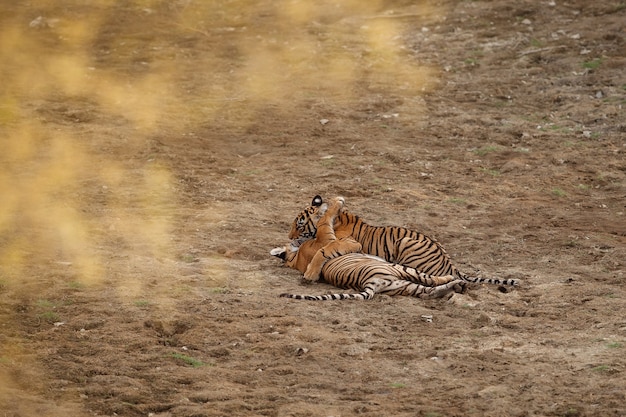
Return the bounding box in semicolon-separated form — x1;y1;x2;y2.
271;196;468;300
288;195;518;287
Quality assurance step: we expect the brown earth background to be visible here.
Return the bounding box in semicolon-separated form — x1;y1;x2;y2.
1;0;625;416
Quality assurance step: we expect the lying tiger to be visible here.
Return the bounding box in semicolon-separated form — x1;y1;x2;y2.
289;195;518;287
271;196;468;300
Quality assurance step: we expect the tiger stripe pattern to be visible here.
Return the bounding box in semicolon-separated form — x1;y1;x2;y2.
280;254;467;301
271;197;467;301
289;195;518;287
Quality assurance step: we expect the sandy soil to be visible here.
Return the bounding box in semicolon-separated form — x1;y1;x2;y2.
1;0;625;416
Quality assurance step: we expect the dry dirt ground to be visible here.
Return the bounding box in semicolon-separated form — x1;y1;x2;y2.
1;1;625;416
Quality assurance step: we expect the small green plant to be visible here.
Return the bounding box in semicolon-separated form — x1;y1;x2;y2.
480;168;500;176
591;365;610;372
179;254;196;263
447;197;466;205
170;353;206;368
68;281;84;289
473;145;499;156
552;188;567;197
36;299;60;323
134;300;151;307
606;342;623;349
242;169;261;176
563;407;580;417
208;287;228;294
390;382;406;389
39;311;60;323
582;58;602;70
36;299;55;309
530;38;543;47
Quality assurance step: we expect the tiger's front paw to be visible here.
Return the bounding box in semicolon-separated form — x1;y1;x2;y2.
303;264;322;282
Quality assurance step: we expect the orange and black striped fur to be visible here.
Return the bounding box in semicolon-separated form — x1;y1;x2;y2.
271;197;467;300
288;195;518;287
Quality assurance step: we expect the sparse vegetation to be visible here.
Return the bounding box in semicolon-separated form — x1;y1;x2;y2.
1;0;623;416
36;299;60;323
170;353;206;368
179;254;197;263
447;197;467;205
39;311;60;323
68;281;84;289
591;365;610;372
582;58;602;70
473;145;499;156
530;38;543;48
480;168;500;176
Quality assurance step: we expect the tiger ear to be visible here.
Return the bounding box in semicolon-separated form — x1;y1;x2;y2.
311;195;323;207
270;247;287;260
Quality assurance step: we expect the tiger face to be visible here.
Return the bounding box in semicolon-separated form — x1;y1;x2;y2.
288;195;326;240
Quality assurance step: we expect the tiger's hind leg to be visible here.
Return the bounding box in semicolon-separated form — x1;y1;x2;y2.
392;237;519;287
304;197;362;282
391;237;456;277
314;196;345;241
391;263;459;287
379;278;467;299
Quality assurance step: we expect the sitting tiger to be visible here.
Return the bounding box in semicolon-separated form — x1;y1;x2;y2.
289;195;518;287
271;196;468;300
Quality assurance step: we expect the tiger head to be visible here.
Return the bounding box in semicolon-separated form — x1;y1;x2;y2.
287;195;327;240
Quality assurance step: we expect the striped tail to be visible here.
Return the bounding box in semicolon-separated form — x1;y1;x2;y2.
280;288;375;301
457;271;519;286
